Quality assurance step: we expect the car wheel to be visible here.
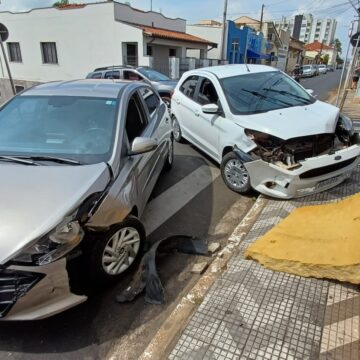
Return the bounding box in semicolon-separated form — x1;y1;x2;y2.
172;116;183;143
162;96;171;109
221;152;252;194
89;216;145;283
163;138;174;171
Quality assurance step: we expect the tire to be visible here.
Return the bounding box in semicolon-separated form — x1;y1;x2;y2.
172;116;183;143
163;138;174;171
88;216;145;284
220;151;252;194
162;96;171;109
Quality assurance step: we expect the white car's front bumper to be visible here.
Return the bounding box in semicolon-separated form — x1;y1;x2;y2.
0;258;87;321
245;145;360;199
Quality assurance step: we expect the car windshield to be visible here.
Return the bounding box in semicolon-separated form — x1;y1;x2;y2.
137;68;170;81
0;95;118;164
302;65;311;70
220;71;315;115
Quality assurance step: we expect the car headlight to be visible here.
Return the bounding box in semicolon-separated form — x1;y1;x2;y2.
13;214;84;266
245;129;283;147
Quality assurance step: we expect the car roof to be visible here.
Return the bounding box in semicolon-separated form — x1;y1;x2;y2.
21;79;134;98
189;64;278;79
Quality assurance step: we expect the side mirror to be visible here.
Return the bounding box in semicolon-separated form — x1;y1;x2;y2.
129;137;158;156
202;103;220;114
306;89;314;95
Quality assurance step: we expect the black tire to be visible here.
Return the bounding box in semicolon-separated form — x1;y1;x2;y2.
220;151;252;194
162;96;171;109
163;138;174;171
172;116;183;143
88;216;145;284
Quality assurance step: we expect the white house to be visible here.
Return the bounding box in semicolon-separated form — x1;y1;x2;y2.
0;1;215;102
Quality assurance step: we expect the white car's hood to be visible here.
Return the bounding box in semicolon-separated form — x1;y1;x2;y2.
0;163;110;265
233;100;340;140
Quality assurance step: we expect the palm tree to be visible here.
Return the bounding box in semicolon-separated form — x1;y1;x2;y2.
53;0;69;7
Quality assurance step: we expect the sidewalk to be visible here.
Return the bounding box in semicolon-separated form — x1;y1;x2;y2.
168;98;360;359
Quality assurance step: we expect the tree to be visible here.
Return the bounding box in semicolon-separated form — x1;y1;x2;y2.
321;54;329;65
332;38;342;54
336;54;344;65
53;0;69;7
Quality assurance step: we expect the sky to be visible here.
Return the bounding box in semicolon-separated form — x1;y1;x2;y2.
0;0;358;56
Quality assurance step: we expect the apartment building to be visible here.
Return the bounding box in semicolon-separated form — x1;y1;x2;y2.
273;14;337;46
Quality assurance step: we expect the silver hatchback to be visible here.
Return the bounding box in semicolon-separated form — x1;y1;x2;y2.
0;80;173;320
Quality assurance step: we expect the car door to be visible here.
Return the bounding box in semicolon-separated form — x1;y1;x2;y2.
172;75;200;143
123;91;156;211
190;76;222;160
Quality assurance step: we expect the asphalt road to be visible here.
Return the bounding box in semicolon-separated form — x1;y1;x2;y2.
0;69;343;360
299;68;342;101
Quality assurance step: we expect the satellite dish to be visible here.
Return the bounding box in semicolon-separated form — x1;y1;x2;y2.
351;32;360;47
0;23;9;42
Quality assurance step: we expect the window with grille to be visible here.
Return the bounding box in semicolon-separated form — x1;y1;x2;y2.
7;42;22;62
40;42;58;64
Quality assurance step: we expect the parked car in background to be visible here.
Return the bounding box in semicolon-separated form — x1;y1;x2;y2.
300;64;317;77
171;65;360;199
87;66;177;107
318;64;327;74
0;80;173;320
327;65;335;72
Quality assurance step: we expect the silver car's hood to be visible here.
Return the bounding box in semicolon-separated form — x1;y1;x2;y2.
233;100;340;140
0;163;110;264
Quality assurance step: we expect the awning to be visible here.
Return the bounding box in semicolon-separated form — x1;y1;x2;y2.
247;49;270;60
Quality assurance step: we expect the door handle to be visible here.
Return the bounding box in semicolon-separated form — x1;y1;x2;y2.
194;110;200;117
175;98;180;104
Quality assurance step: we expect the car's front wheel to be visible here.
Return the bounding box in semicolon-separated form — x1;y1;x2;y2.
172;116;183;142
89;216;145;283
221;151;252;194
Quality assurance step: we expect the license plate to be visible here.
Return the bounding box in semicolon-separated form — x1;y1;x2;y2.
316;171;352;189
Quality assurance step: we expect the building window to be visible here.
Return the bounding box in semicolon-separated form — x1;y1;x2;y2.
41;42;58;64
169;48;176;57
146;45;153;56
7;42;22;62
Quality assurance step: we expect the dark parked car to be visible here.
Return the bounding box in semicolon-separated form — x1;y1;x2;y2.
87;66;177;107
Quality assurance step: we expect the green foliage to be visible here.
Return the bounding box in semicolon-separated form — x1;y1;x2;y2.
336;54;344;64
332;38;342;54
53;0;69;7
321;54;329;65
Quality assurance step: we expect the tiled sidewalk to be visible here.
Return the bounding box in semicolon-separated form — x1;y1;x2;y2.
169;167;360;360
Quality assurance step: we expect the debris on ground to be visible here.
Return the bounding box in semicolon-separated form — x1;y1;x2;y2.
191;261;209;274
245;193;360;284
116;235;208;304
208;242;221;254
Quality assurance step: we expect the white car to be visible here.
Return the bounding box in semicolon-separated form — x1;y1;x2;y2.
318;64;327;74
171;65;360;199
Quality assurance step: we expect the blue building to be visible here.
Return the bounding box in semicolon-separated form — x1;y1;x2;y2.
226;20;268;64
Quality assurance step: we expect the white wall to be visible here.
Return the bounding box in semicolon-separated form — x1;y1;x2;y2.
114;2;185;32
0;2;144;82
186;25;222;59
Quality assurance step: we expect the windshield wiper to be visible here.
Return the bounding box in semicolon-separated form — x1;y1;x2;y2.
0;155;38;166
16;155;82;165
241;89;293;107
263;88;312;104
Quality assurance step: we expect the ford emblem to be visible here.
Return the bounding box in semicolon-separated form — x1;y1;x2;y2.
334;155;342;161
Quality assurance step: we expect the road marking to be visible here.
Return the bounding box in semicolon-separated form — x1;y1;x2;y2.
142;165;220;235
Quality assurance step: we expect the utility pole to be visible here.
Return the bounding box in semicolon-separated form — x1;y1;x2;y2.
150;0;152;11
220;0;228;61
260;4;264;33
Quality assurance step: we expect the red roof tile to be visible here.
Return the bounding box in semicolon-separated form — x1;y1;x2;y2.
304;41;334;51
56;4;86;10
130;23;217;46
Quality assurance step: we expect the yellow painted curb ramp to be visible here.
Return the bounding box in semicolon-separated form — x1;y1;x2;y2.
245;193;360;284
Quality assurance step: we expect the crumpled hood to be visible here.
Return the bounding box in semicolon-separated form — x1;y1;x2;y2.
233;100;340;140
0;163;110;264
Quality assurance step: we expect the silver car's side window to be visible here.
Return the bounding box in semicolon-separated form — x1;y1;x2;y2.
139;88;160;115
125;93;148;143
123;70;144;81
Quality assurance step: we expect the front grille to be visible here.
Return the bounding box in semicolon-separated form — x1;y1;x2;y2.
299;157;357;179
0;269;44;318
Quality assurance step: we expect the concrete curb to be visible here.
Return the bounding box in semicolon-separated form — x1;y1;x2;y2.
136;196;268;360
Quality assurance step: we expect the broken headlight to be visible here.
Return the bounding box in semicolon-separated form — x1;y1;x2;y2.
244;129;283;148
12;214;84;266
336;113;354;144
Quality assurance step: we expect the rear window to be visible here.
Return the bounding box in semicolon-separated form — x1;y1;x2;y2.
90;72;102;79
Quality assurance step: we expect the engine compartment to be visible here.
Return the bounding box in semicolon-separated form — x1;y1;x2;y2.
247;118;359;170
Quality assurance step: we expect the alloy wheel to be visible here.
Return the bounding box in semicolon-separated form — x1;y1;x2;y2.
224;159;249;190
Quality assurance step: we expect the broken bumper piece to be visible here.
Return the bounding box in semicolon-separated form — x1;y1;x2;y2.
244;145;360;199
0;258;86;321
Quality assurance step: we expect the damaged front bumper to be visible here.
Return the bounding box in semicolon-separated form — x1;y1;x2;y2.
244;145;360;199
0;258;86;321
